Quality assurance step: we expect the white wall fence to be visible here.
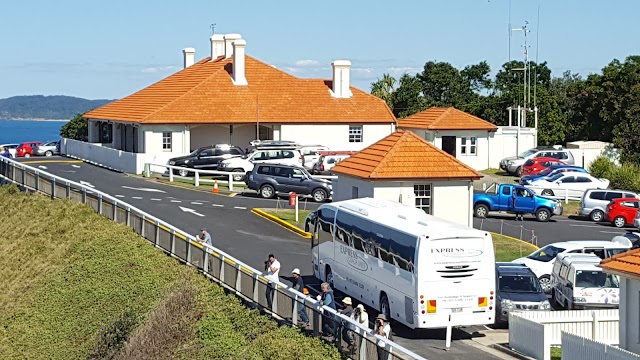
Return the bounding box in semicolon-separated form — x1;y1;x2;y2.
61;138;145;174
562;331;640;360
509;309;619;360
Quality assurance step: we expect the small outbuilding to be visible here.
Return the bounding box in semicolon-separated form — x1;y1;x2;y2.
331;130;482;227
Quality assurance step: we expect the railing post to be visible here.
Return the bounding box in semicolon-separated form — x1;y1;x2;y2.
312;304;321;337
228;173;234;192
141;215;146;238
220;255;225;282
98;194;103;214
51;177;56;199
252;273;260;303
170;230;176;254
186;238;192;264
126;207;131;227
112;202;117;220
66;182;71;199
272;284;278;312
143;163;150;177
34;172;39;191
154;221;160;246
203;250;209;273
235;263;242;291
169;167;174;182
21;166;25;185
292;294;298;324
195;171;200;187
565;189;569;204
82;188;87;203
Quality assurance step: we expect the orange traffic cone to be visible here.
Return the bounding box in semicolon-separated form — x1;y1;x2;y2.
213;180;219;194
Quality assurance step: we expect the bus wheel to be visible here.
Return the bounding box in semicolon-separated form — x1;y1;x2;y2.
380;293;391;321
325;266;334;289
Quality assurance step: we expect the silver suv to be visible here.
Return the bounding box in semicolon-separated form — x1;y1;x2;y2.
500;146;575;176
579;189;639;222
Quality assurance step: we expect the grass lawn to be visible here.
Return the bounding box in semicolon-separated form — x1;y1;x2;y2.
551;346;561;360
481;168;511;177
561;200;581;217
260;208;312;230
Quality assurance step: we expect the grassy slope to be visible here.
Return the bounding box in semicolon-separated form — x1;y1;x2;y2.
0;186;339;360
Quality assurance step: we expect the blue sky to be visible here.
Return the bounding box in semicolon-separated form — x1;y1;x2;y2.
1;0;638;100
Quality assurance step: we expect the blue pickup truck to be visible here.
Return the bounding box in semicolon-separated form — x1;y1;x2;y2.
473;183;563;222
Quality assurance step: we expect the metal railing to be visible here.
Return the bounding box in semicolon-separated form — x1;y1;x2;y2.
0;157;424;360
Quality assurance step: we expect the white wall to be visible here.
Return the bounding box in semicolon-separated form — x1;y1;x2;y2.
569;148;621;168
432;180;473;227
490;127;537;168
620;277;640;354
189;124;258;151
61;138;145;174
278;123;394;151
429;130;492;171
333;175;375;201
140;124;190;166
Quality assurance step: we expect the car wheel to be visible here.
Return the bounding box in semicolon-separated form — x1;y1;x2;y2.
178;168;190;177
45;150;53;157
232;169;245;182
516;166;523;177
380;293;391;321
474;204;489;218
541;189;554;196
24;153;31;158
613;216;626;228
590;210;604;222
312;188;327;202
535;208;551;222
539;275;552;294
260;184;275;199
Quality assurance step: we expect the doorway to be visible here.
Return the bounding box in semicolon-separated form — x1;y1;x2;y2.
442;136;456;157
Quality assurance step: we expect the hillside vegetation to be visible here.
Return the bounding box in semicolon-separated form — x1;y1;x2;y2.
0;186;339;360
0;95;113;120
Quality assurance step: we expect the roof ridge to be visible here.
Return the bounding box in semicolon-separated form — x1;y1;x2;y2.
369;131;404;177
432;107;454;127
406;130;482;177
450;107;495;126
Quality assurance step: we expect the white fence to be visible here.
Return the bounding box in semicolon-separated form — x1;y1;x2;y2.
509;309;619;360
61;138;145;174
562;331;640;360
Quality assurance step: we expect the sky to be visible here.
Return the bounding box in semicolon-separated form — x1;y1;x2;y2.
1;0;638;100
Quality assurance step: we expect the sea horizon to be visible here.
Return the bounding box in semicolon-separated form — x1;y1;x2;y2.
0;119;67;144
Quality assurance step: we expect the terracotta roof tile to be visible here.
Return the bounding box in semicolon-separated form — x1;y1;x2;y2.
331;130;482;180
397;107;497;131
600;248;640;277
85;56;395;124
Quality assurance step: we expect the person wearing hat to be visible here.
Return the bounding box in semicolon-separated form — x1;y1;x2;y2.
374;313;392;360
353;304;369;329
197;228;212;246
291;268;309;325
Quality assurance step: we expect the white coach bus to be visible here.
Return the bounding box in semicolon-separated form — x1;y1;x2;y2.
311;198;496;329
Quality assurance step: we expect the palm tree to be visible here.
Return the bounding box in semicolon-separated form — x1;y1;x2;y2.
370;74;397;109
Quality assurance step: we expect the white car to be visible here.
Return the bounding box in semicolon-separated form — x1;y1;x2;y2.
526;172;609;198
299;145;330;170
512;239;630;293
0;143;19;158
218;148;303;181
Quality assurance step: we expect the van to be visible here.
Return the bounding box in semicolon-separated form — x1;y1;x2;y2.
550;253;620;310
579;189;639;222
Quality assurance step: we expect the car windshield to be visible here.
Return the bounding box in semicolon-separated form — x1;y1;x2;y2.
527;245;566;262
499;275;542;293
575;271;619;288
519;149;537;158
547;173;564;182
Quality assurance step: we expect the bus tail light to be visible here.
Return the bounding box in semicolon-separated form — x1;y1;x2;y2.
478;297;488;307
427;300;437;313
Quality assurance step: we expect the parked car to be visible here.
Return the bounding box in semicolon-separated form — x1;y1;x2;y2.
579;189;639;222
219;147;303;181
473;183;562;222
520;165;588;185
0;143;19;158
606;198;640;228
167;144;244;176
526;173;610;198
311;151;356;175
299;145;330;171
15;141;43;158
245;164;332;202
512;239;630;293
500;146;575;176
33;141;60;157
495;263;550;325
550;253;620;310
521;157;567;176
635;211;640;229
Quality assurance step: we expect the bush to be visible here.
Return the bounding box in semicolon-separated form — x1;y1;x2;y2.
588;156;640;193
88;310;138;360
588;156;615;178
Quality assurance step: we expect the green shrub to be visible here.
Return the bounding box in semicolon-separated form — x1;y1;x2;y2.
608;163;640;193
88;310;138;360
588;156;615;178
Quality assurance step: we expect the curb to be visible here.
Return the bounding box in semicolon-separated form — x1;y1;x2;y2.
251;208;311;239
491;344;535;360
489;232;539;250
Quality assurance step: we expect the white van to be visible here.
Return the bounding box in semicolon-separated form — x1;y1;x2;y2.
550;253;620;310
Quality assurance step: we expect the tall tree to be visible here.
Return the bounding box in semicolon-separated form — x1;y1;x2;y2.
370;74;397;109
390;74;425;119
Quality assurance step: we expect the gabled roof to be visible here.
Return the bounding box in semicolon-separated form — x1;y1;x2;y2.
331;130;482;180
397;107;497;131
600;248;640;279
84;56;395;124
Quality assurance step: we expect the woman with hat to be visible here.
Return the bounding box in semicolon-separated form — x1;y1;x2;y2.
374;313;392;360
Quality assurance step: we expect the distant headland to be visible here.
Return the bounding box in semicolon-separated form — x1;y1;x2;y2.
0;95;115;120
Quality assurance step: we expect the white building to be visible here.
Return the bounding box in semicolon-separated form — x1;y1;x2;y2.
398;107;537;170
600;248;640;355
65;34;396;174
331;130;482;227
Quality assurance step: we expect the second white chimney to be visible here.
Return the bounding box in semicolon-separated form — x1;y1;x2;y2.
183;48;195;69
331;60;352;98
224;34;242;59
210;34;225;59
232;39;248;86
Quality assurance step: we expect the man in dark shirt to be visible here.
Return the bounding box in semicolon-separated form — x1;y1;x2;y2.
291;268;309;325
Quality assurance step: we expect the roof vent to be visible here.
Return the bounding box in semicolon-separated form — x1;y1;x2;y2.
331;60;353;98
224;34;242;59
232;39;248;86
182;48;195;69
210;34;225;60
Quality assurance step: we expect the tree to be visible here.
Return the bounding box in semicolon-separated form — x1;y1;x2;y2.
370;74;397;109
549;71;586;142
60;113;88;141
390;74;426;119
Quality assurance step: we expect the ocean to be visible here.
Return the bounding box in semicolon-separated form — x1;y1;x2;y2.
0;119;67;144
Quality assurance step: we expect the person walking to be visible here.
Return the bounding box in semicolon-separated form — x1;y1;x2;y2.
374;314;392;360
264;254;280;309
316;282;337;337
291;268;309;326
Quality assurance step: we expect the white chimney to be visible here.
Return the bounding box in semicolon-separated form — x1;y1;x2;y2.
232;39;248;86
182;48;195;69
223;33;242;59
210;34;225;59
331;60;352;98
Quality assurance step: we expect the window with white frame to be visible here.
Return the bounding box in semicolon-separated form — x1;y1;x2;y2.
460;137;477;155
349;125;363;143
414;184;432;214
162;131;172;151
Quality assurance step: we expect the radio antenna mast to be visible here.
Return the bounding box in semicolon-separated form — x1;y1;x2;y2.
534;6;540;108
210;23;216;35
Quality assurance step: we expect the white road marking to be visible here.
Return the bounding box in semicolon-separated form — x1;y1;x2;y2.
179;206;205;217
132;196;143;199
170;200;182;203
38;165;47;169
212;204;224;207
121;185;166;193
60;170;76;173
115;195;125;198
71;164;81;168
234;206;247;210
80;181;95;188
600;231;626;234
191;202;203;205
151;198;162;201
569;224;609;228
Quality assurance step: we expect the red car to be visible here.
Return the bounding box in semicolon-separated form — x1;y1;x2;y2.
521;157;567;176
606;198;640;228
16;141;43;158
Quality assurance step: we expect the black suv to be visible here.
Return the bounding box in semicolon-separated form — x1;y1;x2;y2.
168;144;244;176
245;164;332;202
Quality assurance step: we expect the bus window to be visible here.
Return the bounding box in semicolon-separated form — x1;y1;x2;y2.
316;208;335;246
352;233;365;252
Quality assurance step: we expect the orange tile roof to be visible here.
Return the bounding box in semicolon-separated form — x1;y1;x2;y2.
397;107;497;131
84;56;395;124
600;248;640;278
331;130;482;180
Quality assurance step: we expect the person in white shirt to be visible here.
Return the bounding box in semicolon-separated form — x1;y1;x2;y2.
264;253;280;309
374;313;392;360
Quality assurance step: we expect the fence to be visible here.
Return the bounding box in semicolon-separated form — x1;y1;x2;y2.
476;217;538;246
0;156;423;360
509;310;619;360
562;331;640;360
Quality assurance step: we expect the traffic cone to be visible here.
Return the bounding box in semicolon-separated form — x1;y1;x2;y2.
213;180;219;194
